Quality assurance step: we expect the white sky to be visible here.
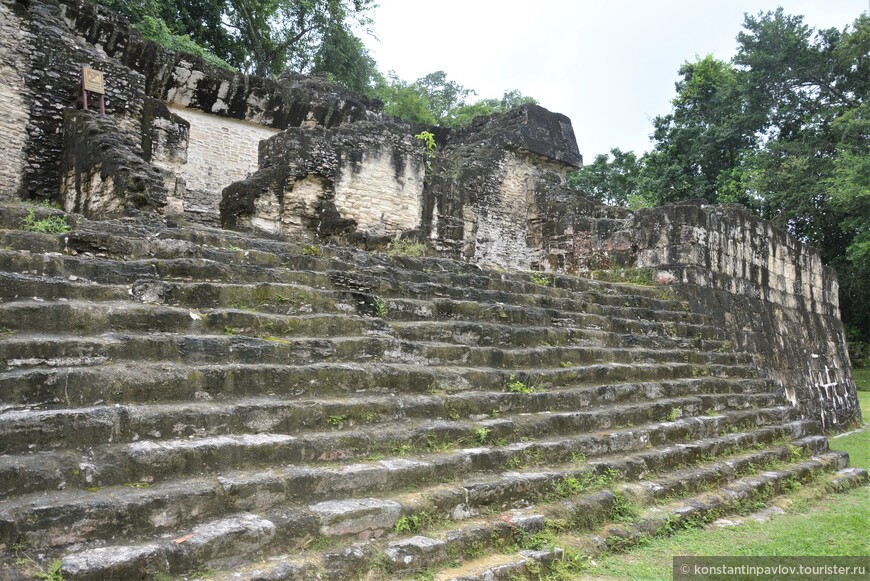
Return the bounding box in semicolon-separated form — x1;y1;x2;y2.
363;1;868;161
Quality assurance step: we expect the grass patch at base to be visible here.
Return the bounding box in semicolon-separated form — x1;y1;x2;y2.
583;390;869;580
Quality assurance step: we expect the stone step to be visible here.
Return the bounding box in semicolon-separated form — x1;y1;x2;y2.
0;358;758;408
50;442;844;581
0;300;380;337
0;332;396;370
428;466;868;581
0;393;791;497
0;240;701;322
404;341;750;369
52;222;687;308
391;319;733;352
0;376;774;454
0;405;808;548
382;450;853;581
0;271;131;302
0;330;749;377
381;298;722;343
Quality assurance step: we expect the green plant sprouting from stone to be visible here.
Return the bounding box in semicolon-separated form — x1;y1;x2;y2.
20;210;70;235
414;131;437;159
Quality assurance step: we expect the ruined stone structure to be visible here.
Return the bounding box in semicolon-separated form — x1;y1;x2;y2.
0;0;865;579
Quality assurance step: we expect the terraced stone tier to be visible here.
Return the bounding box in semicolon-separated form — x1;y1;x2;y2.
0;204;864;581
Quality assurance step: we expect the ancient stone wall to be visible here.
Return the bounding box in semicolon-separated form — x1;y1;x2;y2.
423;105;583;270
170;106;280;224
0;0;380;216
0;1;33;200
60;109;167;217
221;121;425;240
563;201;860;430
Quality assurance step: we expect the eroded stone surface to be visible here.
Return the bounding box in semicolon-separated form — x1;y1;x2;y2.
309;498;402;537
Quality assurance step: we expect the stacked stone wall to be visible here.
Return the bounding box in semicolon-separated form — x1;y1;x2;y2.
0;1;33;199
562;202;859;430
170;106;279;224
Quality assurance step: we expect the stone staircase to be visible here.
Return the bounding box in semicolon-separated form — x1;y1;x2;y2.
0;203;865;580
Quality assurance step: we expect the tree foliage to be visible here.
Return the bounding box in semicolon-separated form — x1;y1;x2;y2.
375;71;537;127
100;0;377;83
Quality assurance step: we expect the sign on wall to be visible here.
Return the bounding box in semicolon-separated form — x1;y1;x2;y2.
82;67;105;94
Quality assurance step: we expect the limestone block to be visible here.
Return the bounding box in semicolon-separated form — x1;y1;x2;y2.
60;110;167;218
309;498;402;537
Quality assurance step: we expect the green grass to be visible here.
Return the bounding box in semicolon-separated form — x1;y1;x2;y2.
582;391;870;580
854;367;870;392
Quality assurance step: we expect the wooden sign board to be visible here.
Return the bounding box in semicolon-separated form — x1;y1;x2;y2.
82;67;105;94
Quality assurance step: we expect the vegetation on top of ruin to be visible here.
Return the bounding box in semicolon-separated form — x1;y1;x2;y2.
95;0;537;127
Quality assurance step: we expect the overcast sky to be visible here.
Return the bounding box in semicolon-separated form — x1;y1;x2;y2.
363;1;868;161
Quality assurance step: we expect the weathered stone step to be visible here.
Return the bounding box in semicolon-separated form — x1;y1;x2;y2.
0;271;130;302
0;394;794;498
0;414;814;571
391;319;732;352
0;300;380;337
0;206;686;308
0;333;395;371
0;358;758;408
53;221;684;305
382;450;851;580
0;265;707;345
0;331;747;377
49;442;843;581
405;341;750;368
430;466;869;581
0;376;774;454
0;237;696;317
391;433;829;529
383;297;722;341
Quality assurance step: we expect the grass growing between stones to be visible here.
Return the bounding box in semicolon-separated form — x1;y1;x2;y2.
581;390;870;580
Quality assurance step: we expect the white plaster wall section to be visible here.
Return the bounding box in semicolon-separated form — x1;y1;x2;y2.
471;153;537;271
0;2;33;199
250;190;282;235
280;174;328;234
334;148;424;236
170;105;280;208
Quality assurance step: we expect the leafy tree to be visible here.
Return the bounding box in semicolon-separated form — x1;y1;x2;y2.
376;71;537;127
375;72;438;125
311;26;379;95
566;148;644;207
445;90;538;127
98;0;376;81
643;55;760;205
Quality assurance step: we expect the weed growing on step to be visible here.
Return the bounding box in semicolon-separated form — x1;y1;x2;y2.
530;272;552;286
326;415;348;428
665;406;682;422
373;296;388;317
387;238;428;257
300;244;321;257
223;326;236;336
611;491;640;523
474;427;492;444
20;210;69;235
505;373;544;394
